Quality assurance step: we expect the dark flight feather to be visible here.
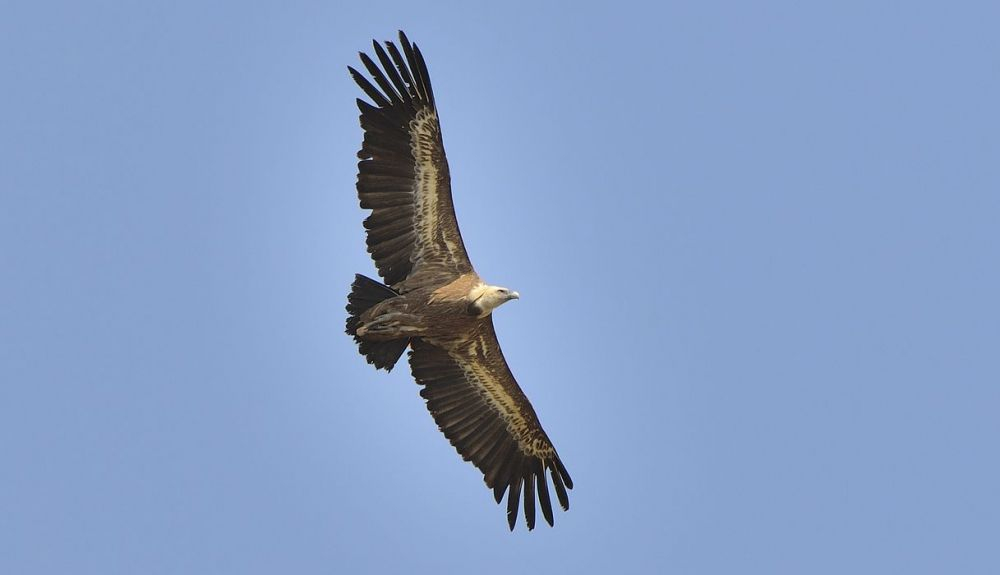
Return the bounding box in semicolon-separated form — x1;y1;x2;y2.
407;319;572;530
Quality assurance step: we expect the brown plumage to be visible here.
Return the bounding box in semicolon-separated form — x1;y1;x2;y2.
345;31;572;531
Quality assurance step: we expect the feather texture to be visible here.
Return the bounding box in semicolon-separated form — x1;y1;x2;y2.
352;31;473;291
408;318;572;530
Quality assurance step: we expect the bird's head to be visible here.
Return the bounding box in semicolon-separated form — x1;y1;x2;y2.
470;284;520;317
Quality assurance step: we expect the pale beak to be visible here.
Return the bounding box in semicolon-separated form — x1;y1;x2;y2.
508;291;520;300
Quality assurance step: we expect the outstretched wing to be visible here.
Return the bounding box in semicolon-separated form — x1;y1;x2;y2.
408;318;573;530
350;31;474;291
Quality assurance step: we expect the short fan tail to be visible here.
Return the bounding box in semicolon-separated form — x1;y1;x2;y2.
346;274;410;371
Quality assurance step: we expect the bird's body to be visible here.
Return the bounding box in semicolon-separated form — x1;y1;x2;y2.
345;31;572;531
355;272;516;343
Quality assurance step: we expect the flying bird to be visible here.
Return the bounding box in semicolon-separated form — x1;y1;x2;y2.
345;31;573;531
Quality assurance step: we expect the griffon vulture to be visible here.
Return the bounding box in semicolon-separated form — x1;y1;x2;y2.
345;31;573;530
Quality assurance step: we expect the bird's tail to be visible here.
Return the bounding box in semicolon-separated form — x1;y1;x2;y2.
346;274;410;371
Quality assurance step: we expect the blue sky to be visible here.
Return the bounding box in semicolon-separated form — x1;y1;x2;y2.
2;1;998;573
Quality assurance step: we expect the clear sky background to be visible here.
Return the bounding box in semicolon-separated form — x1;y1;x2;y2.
2;1;998;573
